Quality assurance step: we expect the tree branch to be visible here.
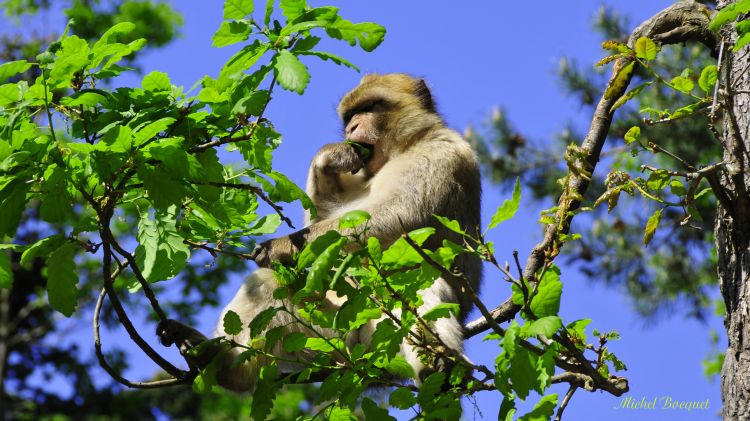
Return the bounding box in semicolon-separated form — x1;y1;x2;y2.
464;0;717;337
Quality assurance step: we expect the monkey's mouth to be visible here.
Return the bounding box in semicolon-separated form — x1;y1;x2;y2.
347;140;374;162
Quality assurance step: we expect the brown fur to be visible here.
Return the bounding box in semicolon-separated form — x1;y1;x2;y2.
157;74;482;392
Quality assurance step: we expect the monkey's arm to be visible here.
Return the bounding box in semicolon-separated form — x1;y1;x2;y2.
257;138;478;266
304;142;369;223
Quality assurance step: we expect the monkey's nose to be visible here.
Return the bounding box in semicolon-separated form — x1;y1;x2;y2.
346;123;358;137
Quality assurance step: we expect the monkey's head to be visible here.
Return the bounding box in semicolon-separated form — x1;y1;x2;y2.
338;73;444;174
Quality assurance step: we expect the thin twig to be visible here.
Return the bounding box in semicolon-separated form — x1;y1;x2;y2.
94;287;189;389
99;211;185;378
399;225;505;339
184;239;255;260
554;386;579;421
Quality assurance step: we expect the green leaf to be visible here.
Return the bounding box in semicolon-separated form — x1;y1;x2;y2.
251;365;279;420
623;126;640;145
433;215;466;236
257;0;272;26
231;89;269;115
522;316;562;338
280;0;307;22
670;76;694;94
487;177;521;230
246;214;282;235
282;331;307;352
98;125;132;153
133;117;176;146
249;306;279;338
92;22;136;51
305;337;341;352
295;50;360;71
380;227;434;267
646;170;670;191
0;180;29;238
389;387;416;409
735;32;750;52
20;235;66;268
48;36;90;88
40;165;71;223
325;18;386;52
47;242;79;317
138;166;185;210
142;71;171;92
0;83;21;106
212;20;252;48
0;60;32;83
566;318;591;345
273;50;310;94
498;397;517;421
0;251;12;289
134;206;190;282
383;355;414;378
634;36;658;61
290;36;321;52
265;171;315;213
422;303;460;321
362;397;396;421
197;86;229;103
670;179;686;196
698;65;718;94
610;81;652;113
709;0;750;31
518;394;558;421
224;0;254;20
297;230;342;270
217;41;269;91
530;267;562;318
305;237;346;293
222;310;243;335
62;91;107;107
644;207;663;246
338;210;370;229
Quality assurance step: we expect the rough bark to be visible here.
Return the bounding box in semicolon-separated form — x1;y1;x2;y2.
717;1;750;417
715;8;750;420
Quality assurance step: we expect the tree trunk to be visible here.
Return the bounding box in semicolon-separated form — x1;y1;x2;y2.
717;2;750;418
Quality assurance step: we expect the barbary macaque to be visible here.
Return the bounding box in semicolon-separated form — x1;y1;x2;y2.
158;73;482;391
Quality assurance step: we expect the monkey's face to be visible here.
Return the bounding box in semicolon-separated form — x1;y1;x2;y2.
338;73;440;174
343;101;387;174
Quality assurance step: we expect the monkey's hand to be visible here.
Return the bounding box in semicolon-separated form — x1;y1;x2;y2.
315;142;365;175
250;236;297;268
157;319;214;368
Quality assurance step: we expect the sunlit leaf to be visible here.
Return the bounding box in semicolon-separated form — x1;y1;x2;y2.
644;207;663;246
634;36;658;61
224;0;254;20
487;177;521;230
273;50;310;94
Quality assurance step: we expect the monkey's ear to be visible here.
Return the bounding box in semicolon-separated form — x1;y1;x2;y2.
415;79;436;113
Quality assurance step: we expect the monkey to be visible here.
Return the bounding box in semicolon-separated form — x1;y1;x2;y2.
157;73;482;392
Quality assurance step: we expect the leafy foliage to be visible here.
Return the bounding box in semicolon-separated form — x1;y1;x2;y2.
0;1;640;419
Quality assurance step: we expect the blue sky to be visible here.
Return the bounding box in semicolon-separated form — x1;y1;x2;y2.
3;1;724;419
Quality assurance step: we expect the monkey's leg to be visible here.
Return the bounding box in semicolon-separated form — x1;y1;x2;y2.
399;278;465;384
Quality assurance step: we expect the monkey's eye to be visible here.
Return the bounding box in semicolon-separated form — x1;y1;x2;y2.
344;100;386;124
